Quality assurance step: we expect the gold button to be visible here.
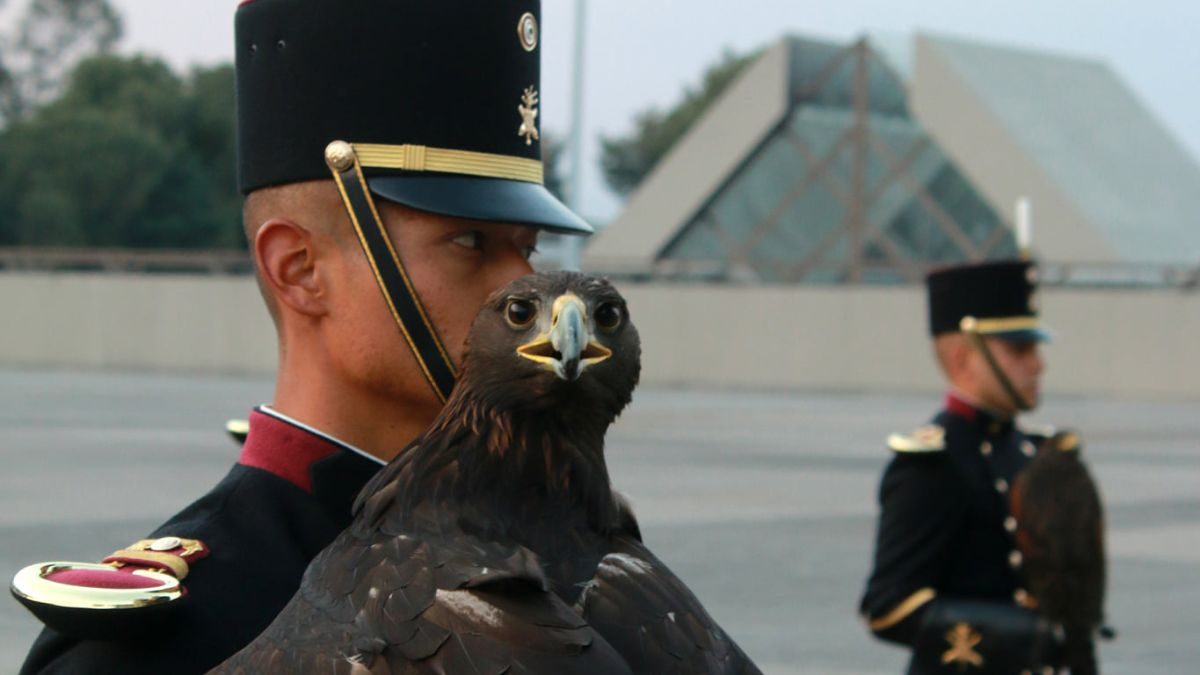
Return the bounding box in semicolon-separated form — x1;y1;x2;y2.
1015;588;1031;605
149;536;182;552
517;12;539;51
1022;440;1036;457
1009;550;1023;568
995;478;1009;493
1004;516;1018;532
324;140;356;172
980;441;993;456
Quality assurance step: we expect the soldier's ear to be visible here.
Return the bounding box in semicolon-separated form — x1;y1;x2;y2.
254;219;331;318
942;333;978;381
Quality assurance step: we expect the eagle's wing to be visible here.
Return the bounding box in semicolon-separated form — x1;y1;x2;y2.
213;512;632;675
1012;433;1105;626
575;533;761;675
1012;432;1106;675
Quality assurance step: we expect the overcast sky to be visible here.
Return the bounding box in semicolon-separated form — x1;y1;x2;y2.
7;1;1198;222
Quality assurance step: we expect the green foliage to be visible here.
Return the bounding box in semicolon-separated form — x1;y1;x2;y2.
1;0;123;124
600;49;758;196
541;132;566;203
0;55;242;249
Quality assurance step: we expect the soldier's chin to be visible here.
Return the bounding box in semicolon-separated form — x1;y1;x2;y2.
1022;387;1041;410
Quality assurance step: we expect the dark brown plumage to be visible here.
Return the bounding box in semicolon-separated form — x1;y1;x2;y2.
212;271;760;674
1011;432;1108;675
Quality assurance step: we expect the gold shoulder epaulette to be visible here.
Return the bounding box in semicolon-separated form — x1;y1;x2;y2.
886;425;946;453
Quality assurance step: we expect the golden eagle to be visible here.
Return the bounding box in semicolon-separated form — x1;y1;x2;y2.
1011;431;1109;675
212;272;760;674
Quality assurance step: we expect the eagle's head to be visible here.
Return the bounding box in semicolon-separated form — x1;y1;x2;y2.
458;271;640;422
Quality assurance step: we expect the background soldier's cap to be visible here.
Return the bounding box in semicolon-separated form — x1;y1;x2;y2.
235;0;590;234
926;259;1051;343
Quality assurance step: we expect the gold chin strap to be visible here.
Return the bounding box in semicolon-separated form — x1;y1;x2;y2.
325;140;457;403
960;316;1031;412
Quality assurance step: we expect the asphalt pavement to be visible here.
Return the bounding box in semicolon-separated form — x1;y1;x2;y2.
1;368;1196;673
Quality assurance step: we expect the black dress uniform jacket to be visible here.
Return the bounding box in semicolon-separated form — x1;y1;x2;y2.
20;408;383;674
860;394;1050;673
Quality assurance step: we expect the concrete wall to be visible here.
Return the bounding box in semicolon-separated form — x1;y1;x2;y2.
620;283;1198;400
2;273;1195;399
2;273;276;374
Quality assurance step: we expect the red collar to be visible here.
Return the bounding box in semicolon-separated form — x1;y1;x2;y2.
944;391;978;421
237;409;342;493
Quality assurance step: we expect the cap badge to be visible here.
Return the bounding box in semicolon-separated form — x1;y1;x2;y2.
518;12;539;52
518;86;540;146
1026;266;1039;284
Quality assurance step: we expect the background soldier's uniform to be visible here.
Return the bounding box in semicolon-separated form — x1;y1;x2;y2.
859;260;1066;674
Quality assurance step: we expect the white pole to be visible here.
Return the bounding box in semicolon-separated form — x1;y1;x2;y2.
557;0;588;271
1015;196;1032;258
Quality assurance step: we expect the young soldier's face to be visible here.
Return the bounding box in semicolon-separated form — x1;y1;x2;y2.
328;200;538;408
973;337;1045;413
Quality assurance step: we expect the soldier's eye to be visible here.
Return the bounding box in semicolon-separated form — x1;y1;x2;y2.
595;302;622;331
506;299;536;327
451;231;484;251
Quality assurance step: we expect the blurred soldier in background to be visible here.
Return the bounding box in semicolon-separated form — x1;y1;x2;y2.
859;259;1088;674
11;2;590;673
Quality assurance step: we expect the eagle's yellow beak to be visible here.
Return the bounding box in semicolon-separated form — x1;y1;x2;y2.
516;294;612;380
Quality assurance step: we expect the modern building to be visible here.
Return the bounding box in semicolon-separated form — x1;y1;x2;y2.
583;33;1200;286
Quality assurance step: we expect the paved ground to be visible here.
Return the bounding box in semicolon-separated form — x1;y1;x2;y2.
0;367;1197;673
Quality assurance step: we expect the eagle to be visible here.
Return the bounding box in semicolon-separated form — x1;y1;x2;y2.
1011;431;1110;675
212;271;761;674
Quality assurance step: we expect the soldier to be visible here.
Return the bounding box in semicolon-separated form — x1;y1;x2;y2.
859;259;1076;674
11;1;588;673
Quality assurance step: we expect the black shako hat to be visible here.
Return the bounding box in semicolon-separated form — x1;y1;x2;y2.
235;0;590;235
926;260;1051;342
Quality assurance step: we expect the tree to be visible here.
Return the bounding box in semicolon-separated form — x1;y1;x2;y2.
0;0;122;126
0;55;242;249
541;131;566;204
599;49;758;196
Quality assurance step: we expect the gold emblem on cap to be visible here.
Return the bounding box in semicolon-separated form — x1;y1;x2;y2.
325;140;356;172
517;12;538;51
1026;266;1039;284
518;86;540;146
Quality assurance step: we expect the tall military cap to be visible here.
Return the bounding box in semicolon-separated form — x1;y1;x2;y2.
235;0;590;234
926;259;1050;342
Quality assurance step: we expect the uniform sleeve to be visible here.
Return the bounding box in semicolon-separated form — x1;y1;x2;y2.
19;628;219;675
859;453;965;646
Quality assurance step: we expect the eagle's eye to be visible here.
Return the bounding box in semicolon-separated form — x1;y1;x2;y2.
506;298;537;328
595;301;622;331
